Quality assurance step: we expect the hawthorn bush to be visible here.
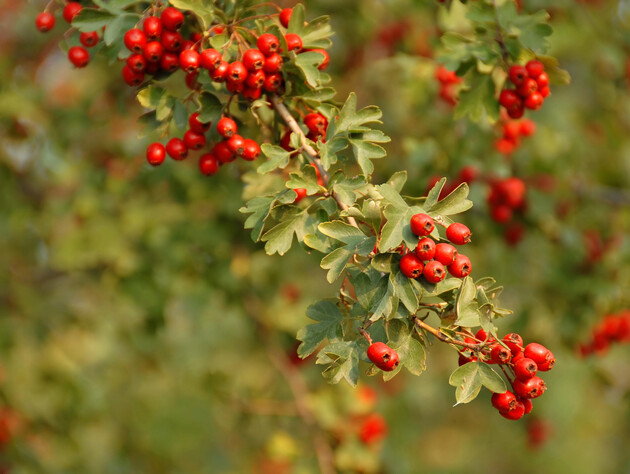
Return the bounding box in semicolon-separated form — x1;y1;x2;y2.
1;0;630;472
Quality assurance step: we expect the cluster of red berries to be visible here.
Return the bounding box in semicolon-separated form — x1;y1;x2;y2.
352;387;388;445
499;60;550;118
577;310;630;357
399;214;473;283
460;330;555;420
494;117;536;155
435;65;462;106
487;176;527;225
146;116;260;175
36;2;100;68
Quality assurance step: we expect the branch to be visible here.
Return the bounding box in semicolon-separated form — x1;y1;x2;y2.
412;316;485;352
270;94;359;228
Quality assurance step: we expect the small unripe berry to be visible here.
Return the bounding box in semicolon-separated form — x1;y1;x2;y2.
447;254;471;278
367;342;400;371
400;253;424;278
423;260;446;284
415;237;436;261
446;222;471;245
146;143;166;166
36;12;56;33
410;213;434;236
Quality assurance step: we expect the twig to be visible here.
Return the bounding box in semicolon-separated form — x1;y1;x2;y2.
269;95;359;228
412;316;485;352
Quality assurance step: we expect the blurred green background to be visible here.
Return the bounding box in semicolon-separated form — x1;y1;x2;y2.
2;0;630;472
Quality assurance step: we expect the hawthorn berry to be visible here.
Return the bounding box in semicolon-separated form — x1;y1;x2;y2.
434;243;458;266
400;253;424;278
263;73;283;92
502;333;524;356
524;92;544;110
491;390;517;412
513;376;546;399
166;137;188;161
517;78;538;98
227;134;246;156
536;72;549;88
161;7;185;31
367;342;400;371
293;188;308;203
415;237;436;261
507;104;525;119
490;344;512;364
524;343;555;371
285;33;303;52
491;205;513;224
358;413;388;444
36;12;55;33
127;54;146;72
124;28;147;53
257;33;280;56
226;80;244;94
79;31;99;48
143;41;164;63
211;61;229;82
217;117;238;138
161;30;183;52
200;48;222;71
304;113;328;135
143;16;162;40
519;119;536;137
199;153;220;176
68;46;90;68
508;65;528;86
447;254;471;278
183;130;206;150
212;142;235;164
410;213;434;236
242;87;262;101
160;52;180;72
423;260;446;284
279;8;293;28
245;70;266;89
525;60;544;78
121;65;144;86
500;401;525;420
309;48;330;70
62;2;82;24
243;49;266;71
263;53;283;73
227;61;247;83
446;222;472;245
189;112;210;134
179;49;200;72
241;139;261;161
146;143;166;166
499;89;521;109
520;397;533;415
514;357;538;381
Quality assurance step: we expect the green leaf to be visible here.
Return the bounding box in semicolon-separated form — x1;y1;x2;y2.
295;52;324;88
261;211;308;256
172;100;188;131
329;172;368;207
455;277;481;327
318;136;348;170
72;8;116;32
454;72;499;123
335;93;382;133
258;144;291;174
478;363;507;393
169;0;214;29
320;247;353;283
317;341;361;386
350;139;386;177
428;182;473;216
386;171;407;192
350;269;388;311
386;319;426;376
297;301;344;358
391;270;419;313
449;362;483;405
103;13;139;47
286;166;322;195
370;253;397;274
197;92;223;124
137;86;165;110
299;87;336;103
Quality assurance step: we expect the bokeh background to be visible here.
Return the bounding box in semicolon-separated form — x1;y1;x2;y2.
2;0;630;472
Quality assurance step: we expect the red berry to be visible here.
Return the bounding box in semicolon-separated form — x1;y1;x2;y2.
434;243;458;266
447;254;471;278
210;61;229;82
516;78;538;98
183;130;206;150
475;328;491;342
226;134;246;156
495;138;518;155
507;104;525;119
490;343;512;364
539;86;550;98
503;121;522;140
519;397;533;415
491;205;513;223
124;28;147;53
508;65;528;87
524;92;544;110
226;80;244;94
367;342;400;371
499;89;521;109
121;64;144;85
410;213;434;236
308;48;330;70
143;16;162;40
166;137;188;161
293;188;308;203
304;113;328;135
161;30;183;52
227;61;247;83
68;46;90;68
523;343;554;371
200;48;222;71
279;8;293;28
242;87;262;101
36;11;55;33
263;73;283;92
179;49;200;72
160;52;179;72
358;413;388;445
502;333;524;356
143;41;164;63
514;357;538;381
189;112;210;134
512;376;546;399
536;72;549;88
127;54;147;72
415;237;436;261
525;60;545;78
257;33;280;56
263;53;283;73
63;2;82;23
400;253;424;278
146;143;166;166
212;141;235;164
245;70;266;89
285;33;303;52
199;153;220;176
446;222;472;245
423;260;446;284
241;139;261;161
500;401;525;420
519;119;536;137
217;117;238;138
79;31;99;47
161;7;185;31
243;48;266;71
186;73;200;91
491;390;517;411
